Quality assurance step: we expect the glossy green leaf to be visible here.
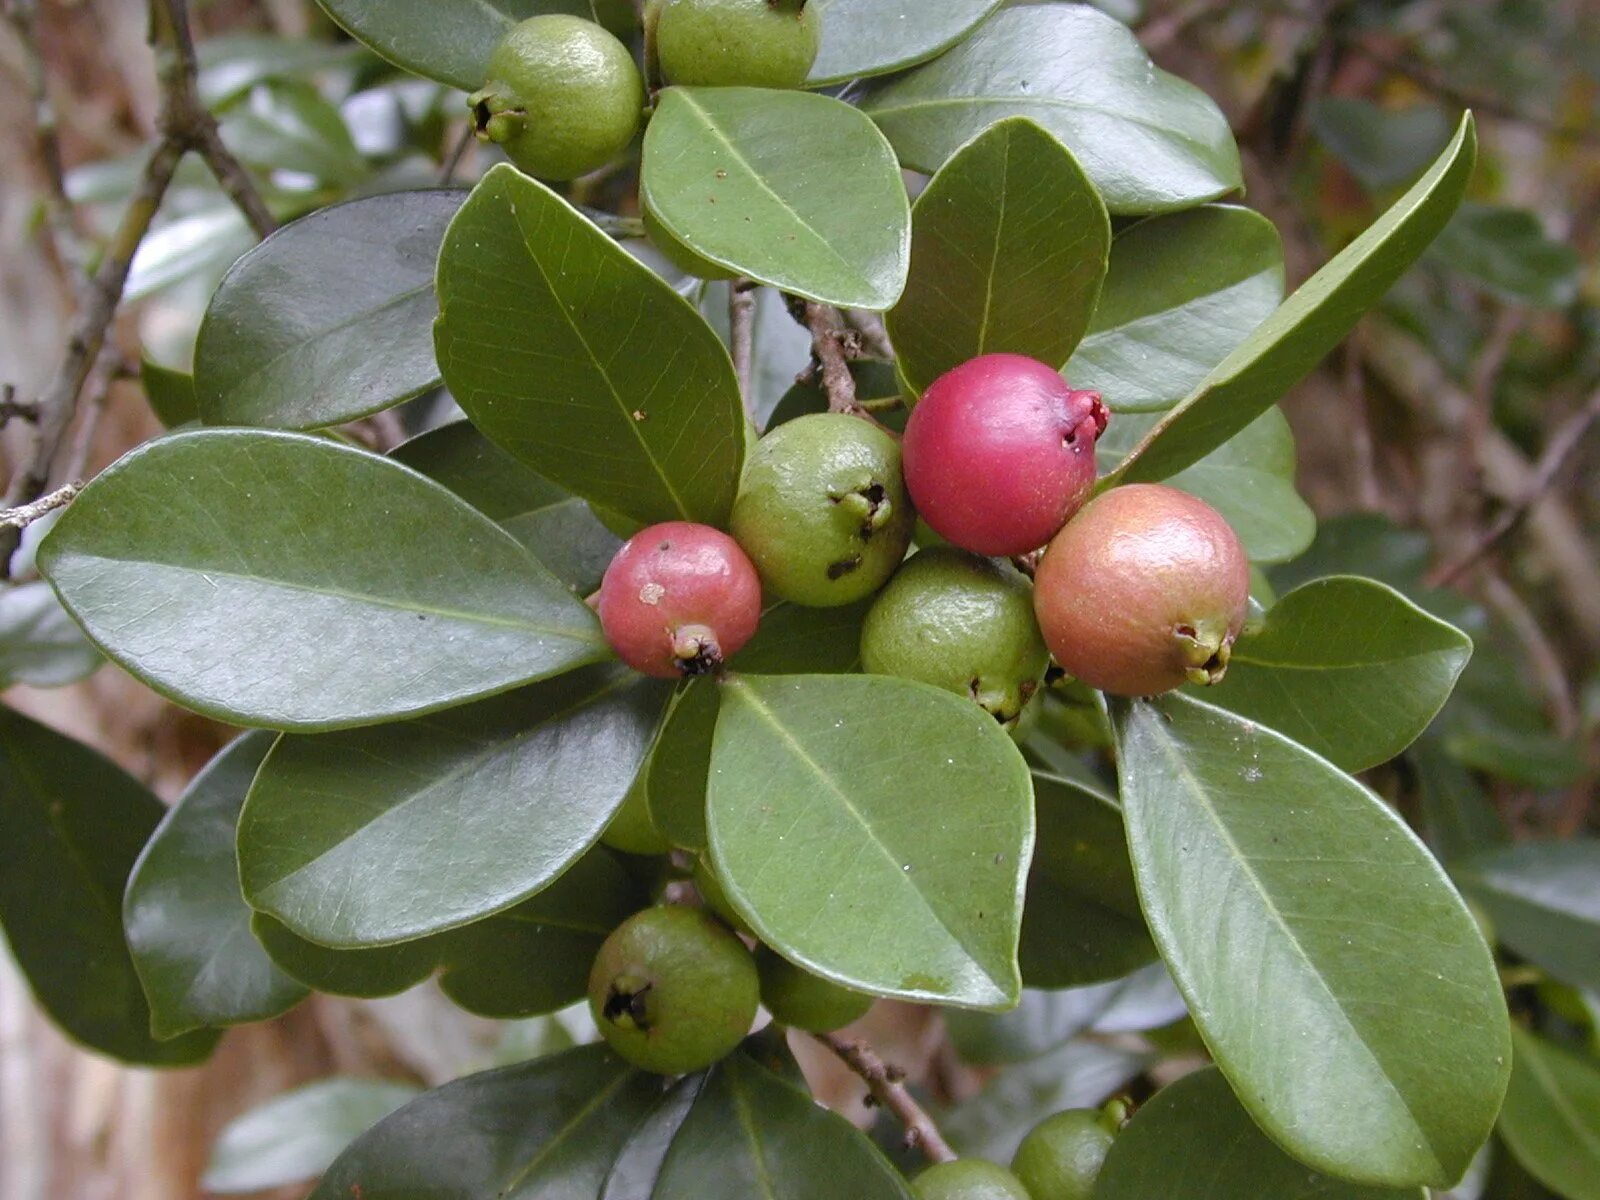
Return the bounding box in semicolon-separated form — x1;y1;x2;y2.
203;1077;420;1194
310;1044;662;1199
889;118;1108;395
218;81;367;188
39;430;608;730
1097;407;1315;564
1111;693;1509;1188
1413;742;1508;866
314;0;633;91
1206;576;1473;770
196;191;461;430
1498;1026;1600;1200
251;847;646;1015
124;732;307;1038
861;5;1241;214
1020;771;1156;989
1454;842;1600;993
1429;202;1582;309
708;674;1032;1009
1066;206;1285;412
141;359;199;427
728;599;871;675
0;581;101;688
807;0;1004;86
1095;1067;1425;1200
0;707;218;1065
602;1074;705;1200
1111;114;1476;484
1312;99;1454;191
392;421;621;593
436;164;745;528
647;677;719;851
641;88;911;310
240;665;666;946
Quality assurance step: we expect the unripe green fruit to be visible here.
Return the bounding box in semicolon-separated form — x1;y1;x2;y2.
692;854;754;937
642;201;736;281
755;946;873;1032
589;905;759;1075
1011;1108;1118;1200
654;0;822;89
470;15;644;181
913;1159;1032;1200
731;413;915;607
860;547;1048;726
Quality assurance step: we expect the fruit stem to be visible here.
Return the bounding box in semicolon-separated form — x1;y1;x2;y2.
813;1032;957;1164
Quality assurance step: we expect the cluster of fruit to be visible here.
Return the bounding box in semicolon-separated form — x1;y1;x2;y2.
469;0;821;181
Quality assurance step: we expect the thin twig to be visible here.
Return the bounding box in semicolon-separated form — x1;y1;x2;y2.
0;482;84;530
843;310;895;361
814;1033;956;1165
1341;331;1384;511
439;123;474;184
790;299;861;414
729;279;758;418
1430;386;1600;587
1479;573;1579;738
3;0;88;277
0;386;40;426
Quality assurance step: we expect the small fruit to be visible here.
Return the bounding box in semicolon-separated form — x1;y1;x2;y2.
913;1159;1032;1200
469;15;644;181
692;854;755;937
1033;484;1249;697
653;0;822;89
902;354;1108;557
731;413;915;607
1011;1108;1119;1200
597;522;762;678
755;946;873;1032
589;905;759;1074
860;548;1048;725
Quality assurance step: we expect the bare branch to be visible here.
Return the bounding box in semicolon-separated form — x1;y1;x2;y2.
0;482;84;531
1479;574;1579;738
0;385;41;427
814;1033;956;1165
3;0;88;277
439;124;475;184
729;279;758;418
789;299;861;415
843;310;894;361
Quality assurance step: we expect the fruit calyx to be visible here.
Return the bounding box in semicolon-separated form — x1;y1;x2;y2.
602;973;655;1030
468;87;523;146
1062;391;1110;450
670;623;725;676
1177;619;1235;687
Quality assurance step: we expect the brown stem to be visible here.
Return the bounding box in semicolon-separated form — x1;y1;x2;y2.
729;279;758;419
0;482;84;531
439;123;475;184
843;309;895;361
814;1033;956;1165
1479;573;1579;738
791;299;861;415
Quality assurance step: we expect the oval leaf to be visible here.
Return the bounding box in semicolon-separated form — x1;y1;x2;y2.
641;88;911;310
240;665;666;946
647;676;720;851
1498;1026;1600;1200
1453;841;1600;993
0;580;102;688
436;164;745;528
708;674;1032;1009
1066;205;1285;412
1428;202;1582;309
1207;576;1472;770
1112;114;1476;484
0;708;218;1065
1111;693;1509;1188
808;0;1003;87
1095;1067;1425;1200
861;5;1241;215
39;429;607;730
311;1044;662;1200
196;190;461;429
888;118;1109;396
124;732;308;1038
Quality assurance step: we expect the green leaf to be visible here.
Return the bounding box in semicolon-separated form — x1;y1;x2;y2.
807;0;1004;87
392;420;621;593
195;191;462;430
728;599;871;675
436;164;745;528
310;1044;662;1199
251;846;647;1016
1498;1026;1600;1200
1095;1067;1426;1199
240;665;666;946
0;581;101;688
645;1052;913;1200
1205;577;1473;771
647;677;719;851
888;118;1109;395
1111;693;1509;1188
315;0;631;91
1429;202;1582;309
1413;741;1508;866
1454;842;1600;994
124;732;306;1038
203;1077;420;1194
141;359;199;427
1096;407;1315;564
0;707;218;1065
1312;98;1455;191
861;5;1241;215
708;674;1032;1009
641;89;911;310
1020;771;1157;988
1109;114;1476;484
39;429;607;731
1066;205;1285;412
